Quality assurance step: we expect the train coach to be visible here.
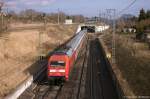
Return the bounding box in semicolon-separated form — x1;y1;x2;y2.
47;30;87;82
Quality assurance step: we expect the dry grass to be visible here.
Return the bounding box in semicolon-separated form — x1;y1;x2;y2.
0;24;77;97
103;33;150;96
0;30;37;97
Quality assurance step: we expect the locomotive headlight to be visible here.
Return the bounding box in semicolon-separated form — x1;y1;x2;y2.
50;70;56;72
59;69;65;72
49;69;65;72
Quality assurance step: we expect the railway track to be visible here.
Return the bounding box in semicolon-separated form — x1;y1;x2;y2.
19;69;63;99
76;38;89;99
85;35;118;99
33;84;63;99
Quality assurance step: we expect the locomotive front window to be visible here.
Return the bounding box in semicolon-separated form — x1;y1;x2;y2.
50;61;65;66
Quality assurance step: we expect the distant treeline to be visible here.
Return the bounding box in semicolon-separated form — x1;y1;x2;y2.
7;9;85;24
136;8;150;32
117;8;150;33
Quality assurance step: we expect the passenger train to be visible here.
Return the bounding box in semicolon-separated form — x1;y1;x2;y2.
47;30;87;82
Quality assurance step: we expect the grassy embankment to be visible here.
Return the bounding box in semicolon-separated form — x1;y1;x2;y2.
103;33;150;96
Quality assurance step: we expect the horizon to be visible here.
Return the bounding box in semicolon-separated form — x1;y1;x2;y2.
3;0;150;17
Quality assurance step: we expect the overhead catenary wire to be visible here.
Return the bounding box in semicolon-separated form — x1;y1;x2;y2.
118;0;137;16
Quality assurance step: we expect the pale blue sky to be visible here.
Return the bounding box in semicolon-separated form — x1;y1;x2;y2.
5;0;150;17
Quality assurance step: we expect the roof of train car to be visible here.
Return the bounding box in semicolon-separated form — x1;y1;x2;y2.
53;47;70;55
66;30;86;48
52;30;86;56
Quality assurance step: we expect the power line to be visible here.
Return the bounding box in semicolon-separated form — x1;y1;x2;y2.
118;0;137;15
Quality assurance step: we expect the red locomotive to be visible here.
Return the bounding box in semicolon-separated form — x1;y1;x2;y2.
47;30;87;82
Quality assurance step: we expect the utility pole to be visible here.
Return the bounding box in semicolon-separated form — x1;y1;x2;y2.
31;11;33;23
106;10;110;26
38;13;46;61
43;13;46;30
38;30;42;61
106;9;116;64
99;11;102;33
0;2;4;32
57;8;60;25
99;12;101;24
99;10;103;25
103;13;106;32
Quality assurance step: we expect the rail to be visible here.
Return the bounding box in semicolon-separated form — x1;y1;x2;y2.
76;36;88;99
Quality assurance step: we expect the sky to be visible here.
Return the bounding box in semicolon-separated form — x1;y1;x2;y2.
3;0;150;17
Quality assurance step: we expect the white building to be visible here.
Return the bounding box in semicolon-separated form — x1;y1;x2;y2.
123;28;136;33
65;19;73;24
96;25;110;32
